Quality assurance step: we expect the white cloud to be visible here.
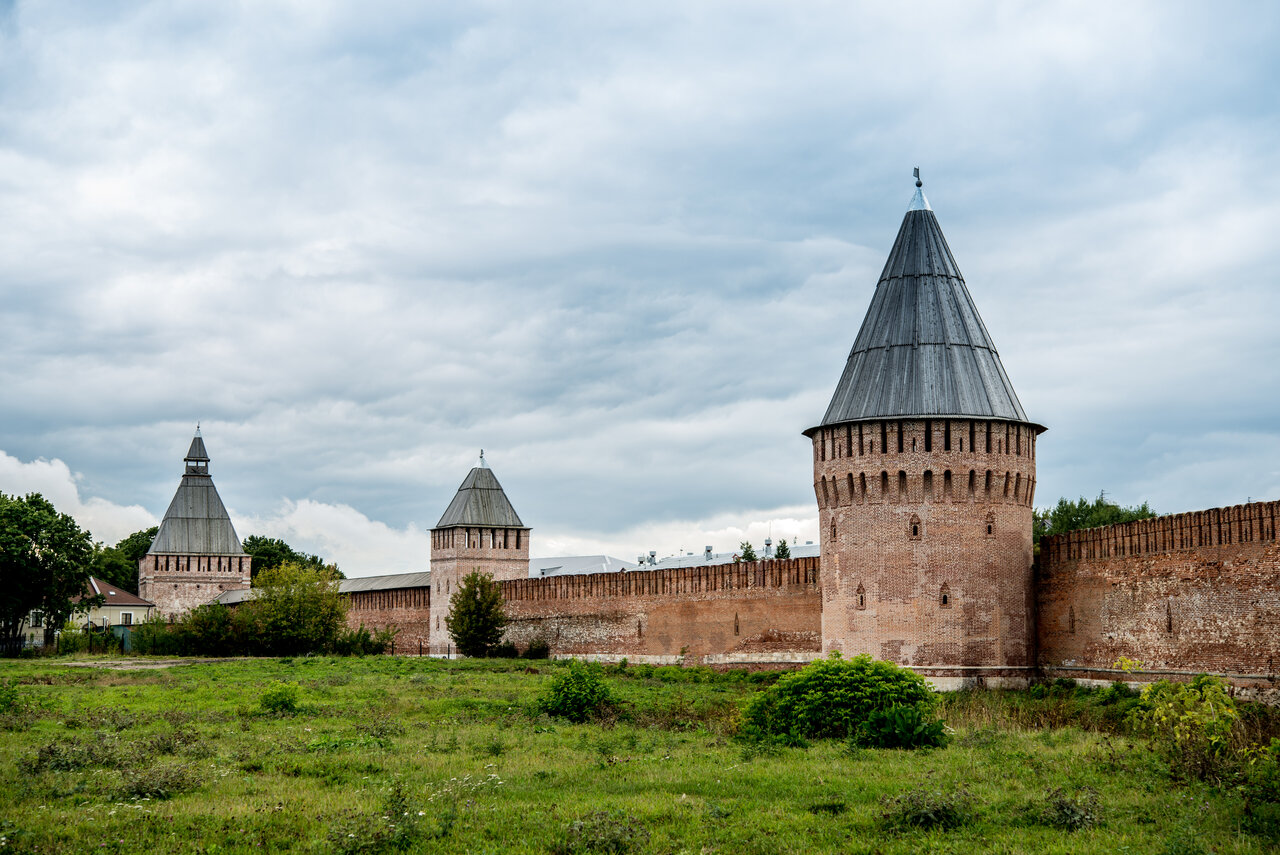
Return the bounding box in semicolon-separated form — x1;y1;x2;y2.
0;450;157;545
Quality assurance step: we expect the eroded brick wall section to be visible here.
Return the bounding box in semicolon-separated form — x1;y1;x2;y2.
139;554;252;619
812;419;1037;675
1038;500;1280;693
347;587;431;654
498;558;822;662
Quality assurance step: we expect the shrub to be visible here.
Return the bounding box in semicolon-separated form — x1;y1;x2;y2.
1031;786;1103;831
523;638;551;659
855;704;948;749
333;625;397;656
880;784;976;831
490;642;519;659
1134;675;1238;781
552;810;649;855
260;681;302;715
327;782;425;854
23;734;122;772
741;653;935;741
538;661;615;723
116;762;201;800
131;615;179;655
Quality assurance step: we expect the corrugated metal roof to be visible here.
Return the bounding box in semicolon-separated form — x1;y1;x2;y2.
148;435;245;555
434;465;526;529
339;572;432;593
809;187;1041;432
530;555;638;577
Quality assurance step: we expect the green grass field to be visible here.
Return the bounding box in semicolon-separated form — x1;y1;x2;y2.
0;655;1273;854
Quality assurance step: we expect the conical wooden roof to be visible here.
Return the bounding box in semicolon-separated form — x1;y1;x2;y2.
434;457;526;529
148;434;245;555
809;185;1040;433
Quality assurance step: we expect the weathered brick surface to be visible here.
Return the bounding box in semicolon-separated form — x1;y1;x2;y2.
811;418;1038;677
347;587;431;655
138;554;251;619
427;525;530;655
1037;501;1280;693
498;558;822;663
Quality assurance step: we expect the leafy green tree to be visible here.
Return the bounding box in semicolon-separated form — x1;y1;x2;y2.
243;535;339;582
1034;493;1156;546
737;541;758;562
0;493;95;646
245;561;347;655
88;526;159;594
774;538;791;560
445;571;509;658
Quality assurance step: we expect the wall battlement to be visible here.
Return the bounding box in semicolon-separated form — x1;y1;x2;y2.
1041;500;1280;565
500;557;819;603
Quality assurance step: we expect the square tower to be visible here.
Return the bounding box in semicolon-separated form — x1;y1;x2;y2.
427;452;530;655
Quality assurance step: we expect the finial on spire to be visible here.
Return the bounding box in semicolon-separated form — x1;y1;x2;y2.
195;422;202;436
907;168;932;212
478;449;489;469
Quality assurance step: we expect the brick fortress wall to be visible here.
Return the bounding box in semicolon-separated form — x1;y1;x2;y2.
1037;500;1280;701
347;587;431;655
499;557;821;666
139;554;251;619
811;418;1037;684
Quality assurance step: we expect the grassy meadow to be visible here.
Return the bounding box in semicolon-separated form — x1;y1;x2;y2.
0;655;1275;854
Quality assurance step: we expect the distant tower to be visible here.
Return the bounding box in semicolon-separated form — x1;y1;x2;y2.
138;431;252;619
804;174;1045;685
427;452;530;655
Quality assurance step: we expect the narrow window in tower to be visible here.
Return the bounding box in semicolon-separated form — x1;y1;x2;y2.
986;511;996;537
909;513;922;540
1068;606;1075;633
881;422;888;455
943;470;952;501
830;521;837;541
1003;473;1012;499
897;420;904;453
1166;602;1173;633
1017;427;1022;456
985;470;993;496
858;424;864;455
923;470;934;501
859;472;867;503
880;471;889;498
856;584;866;610
986;424;992;454
848;474;856;504
734;613;740;636
820;430;827;461
968;470;976;499
1005;424;1011;454
846;425;853;457
970;421;976;454
944;421;951;451
820;476;830;507
1014;473;1022;501
898;471;907;501
517;530;522;549
637;620;643;638
940;583;951;608
925;420;932;452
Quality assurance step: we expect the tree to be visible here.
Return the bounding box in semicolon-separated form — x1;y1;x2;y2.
243;535;340;582
0;492;95;647
774;538;791;560
445;571;509;658
89;526;159;594
1034;493;1157;546
245;561;347;655
738;541;758;562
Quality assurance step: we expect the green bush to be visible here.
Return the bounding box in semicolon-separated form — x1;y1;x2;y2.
1133;675;1238;781
854;704;948;749
538;661;615;723
741;653;935;741
260;681;302;715
1031;786;1103;831
880;784;976;830
552;810;649;855
523;638;551;659
332;624;397;656
490;641;519;659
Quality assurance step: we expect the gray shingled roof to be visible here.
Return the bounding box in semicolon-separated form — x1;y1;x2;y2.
434;464;526;529
809;186;1040;432
148;436;245;555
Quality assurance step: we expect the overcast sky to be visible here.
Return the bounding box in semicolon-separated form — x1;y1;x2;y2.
1;1;1278;576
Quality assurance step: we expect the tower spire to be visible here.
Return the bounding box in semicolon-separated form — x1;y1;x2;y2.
908;166;931;211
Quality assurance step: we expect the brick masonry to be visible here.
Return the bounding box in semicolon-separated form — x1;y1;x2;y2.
809;418;1038;684
138;554;251;620
427;524;530;655
347;586;431;655
1036;500;1280;701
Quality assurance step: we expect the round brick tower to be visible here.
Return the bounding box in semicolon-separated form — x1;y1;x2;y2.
804;175;1045;687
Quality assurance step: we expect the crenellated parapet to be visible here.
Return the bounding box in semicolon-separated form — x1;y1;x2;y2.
500;557;819;603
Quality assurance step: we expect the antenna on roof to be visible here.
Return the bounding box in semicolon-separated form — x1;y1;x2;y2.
914;167;922;188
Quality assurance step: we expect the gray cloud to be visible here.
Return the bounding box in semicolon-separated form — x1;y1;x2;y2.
0;2;1277;572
